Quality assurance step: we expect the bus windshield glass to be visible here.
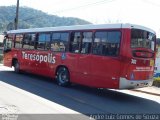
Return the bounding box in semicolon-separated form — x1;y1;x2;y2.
131;29;156;51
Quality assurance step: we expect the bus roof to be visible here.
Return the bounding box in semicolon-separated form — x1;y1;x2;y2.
7;23;156;34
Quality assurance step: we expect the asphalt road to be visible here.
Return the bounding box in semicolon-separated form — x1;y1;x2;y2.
0;65;160;120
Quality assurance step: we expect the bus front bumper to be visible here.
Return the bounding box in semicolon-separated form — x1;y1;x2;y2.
119;77;153;89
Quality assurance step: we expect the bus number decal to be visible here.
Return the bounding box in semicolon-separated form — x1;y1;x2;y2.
22;51;56;64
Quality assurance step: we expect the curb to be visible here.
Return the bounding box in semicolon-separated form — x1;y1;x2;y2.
131;89;160;96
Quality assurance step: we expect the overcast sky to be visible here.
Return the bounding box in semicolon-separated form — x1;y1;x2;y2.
1;0;160;37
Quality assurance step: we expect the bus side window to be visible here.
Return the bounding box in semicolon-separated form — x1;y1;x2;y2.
60;33;69;52
23;34;30;49
37;33;51;50
92;38;103;55
70;32;81;53
45;33;51;50
107;31;121;56
51;32;68;52
93;31;120;56
23;33;35;49
30;34;36;49
81;32;92;54
3;35;13;52
51;33;60;52
15;34;23;49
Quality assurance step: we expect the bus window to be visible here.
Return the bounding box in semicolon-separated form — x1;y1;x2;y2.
131;29;156;51
3;35;13;52
93;31;120;56
70;32;81;53
30;34;35;49
15;34;23;48
23;33;35;49
93;32;106;55
37;33;51;50
51;33;61;52
107;31;121;56
45;34;51;50
51;32;69;52
60;33;69;51
81;32;92;54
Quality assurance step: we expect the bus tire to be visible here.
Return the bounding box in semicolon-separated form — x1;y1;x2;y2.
56;67;70;87
14;60;20;73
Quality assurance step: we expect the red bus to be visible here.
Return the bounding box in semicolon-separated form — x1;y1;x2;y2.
3;23;156;89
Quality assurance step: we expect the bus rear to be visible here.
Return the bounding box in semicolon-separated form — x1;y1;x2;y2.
120;25;156;89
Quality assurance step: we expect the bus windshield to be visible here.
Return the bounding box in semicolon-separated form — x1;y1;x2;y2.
131;29;156;51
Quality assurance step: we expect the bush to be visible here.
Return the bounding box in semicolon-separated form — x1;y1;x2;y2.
153;79;160;87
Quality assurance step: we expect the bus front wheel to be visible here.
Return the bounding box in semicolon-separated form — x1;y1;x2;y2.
56;67;70;87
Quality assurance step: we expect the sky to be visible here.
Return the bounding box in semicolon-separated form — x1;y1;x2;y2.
0;0;160;37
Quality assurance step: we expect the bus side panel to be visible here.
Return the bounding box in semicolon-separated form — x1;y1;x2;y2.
3;51;13;67
76;54;92;85
119;29;132;80
19;50;34;72
19;50;57;78
61;53;92;86
45;52;78;81
3;49;18;67
64;53;79;83
90;55;120;88
29;50;52;77
69;54;92;86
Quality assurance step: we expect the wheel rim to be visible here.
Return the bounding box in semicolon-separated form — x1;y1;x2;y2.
58;68;68;84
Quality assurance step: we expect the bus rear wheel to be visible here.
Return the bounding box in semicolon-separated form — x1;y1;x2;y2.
56;67;70;87
14;60;20;73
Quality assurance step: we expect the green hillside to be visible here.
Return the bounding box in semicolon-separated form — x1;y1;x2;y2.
0;6;91;33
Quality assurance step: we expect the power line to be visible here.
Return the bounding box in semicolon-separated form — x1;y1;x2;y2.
21;0;117;22
52;0;117;14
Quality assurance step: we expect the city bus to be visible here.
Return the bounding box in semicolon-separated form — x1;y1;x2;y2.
3;23;156;89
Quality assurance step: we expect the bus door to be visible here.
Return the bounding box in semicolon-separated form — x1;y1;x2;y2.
68;32;92;85
90;31;121;88
77;32;93;85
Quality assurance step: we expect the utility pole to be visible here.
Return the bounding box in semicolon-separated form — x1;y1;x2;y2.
15;0;19;30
